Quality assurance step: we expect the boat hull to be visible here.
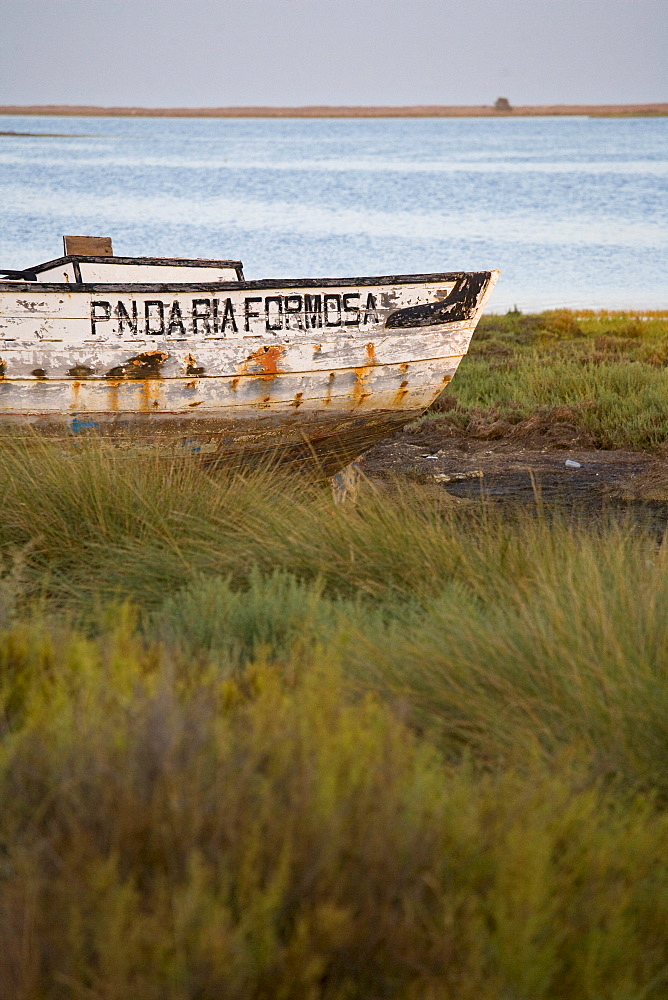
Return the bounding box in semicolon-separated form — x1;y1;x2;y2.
0;271;498;471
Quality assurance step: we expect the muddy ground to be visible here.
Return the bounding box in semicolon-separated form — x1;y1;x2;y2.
363;420;668;526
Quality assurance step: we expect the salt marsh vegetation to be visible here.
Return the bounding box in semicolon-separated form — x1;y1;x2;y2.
1;311;668;997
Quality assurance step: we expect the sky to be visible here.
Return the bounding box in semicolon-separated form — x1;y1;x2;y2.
0;0;666;108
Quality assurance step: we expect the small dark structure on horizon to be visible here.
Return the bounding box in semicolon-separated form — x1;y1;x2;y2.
494;97;513;112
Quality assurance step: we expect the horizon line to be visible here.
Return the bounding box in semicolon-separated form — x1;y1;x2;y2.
1;102;667;119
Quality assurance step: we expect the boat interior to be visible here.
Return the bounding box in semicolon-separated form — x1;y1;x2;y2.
0;236;244;283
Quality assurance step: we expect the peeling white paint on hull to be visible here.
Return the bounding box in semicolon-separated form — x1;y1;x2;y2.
0;250;498;472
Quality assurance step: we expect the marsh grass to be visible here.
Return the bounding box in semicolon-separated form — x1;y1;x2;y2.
351;522;668;792
613;460;668;502
2;444;668;788
0;440;543;608
0;409;668;993
426;310;668;448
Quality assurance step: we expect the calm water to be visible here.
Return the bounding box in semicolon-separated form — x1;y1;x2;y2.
0;114;666;312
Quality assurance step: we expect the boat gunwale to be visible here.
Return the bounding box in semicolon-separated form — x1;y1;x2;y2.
0;269;494;294
0;253;245;279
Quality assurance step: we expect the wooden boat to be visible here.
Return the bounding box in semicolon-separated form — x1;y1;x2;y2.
0;236;498;473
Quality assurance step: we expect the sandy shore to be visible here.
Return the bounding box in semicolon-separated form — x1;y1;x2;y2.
1;103;666;118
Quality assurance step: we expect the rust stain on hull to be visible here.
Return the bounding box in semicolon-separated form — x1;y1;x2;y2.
105;351;168;380
324;372;335;406
106;380;120;412
392;379;410;406
351;366;373;407
239;345;286;380
139;379;164;413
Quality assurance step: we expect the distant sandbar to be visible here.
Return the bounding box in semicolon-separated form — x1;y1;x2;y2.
1;103;666;119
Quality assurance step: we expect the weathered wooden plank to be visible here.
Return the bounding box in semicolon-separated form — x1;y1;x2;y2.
63;236;113;257
0;357;459;414
26;254;244;275
76;262;241;283
0;271;480;293
0;282;461;347
0;280;453;316
0;405;412;475
0;326;473;377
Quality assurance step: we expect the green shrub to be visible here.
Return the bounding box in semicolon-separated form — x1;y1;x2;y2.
1;621;668;999
539;309;583;339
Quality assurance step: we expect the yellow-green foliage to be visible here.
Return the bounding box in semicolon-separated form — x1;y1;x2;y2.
2;619;668;999
1;447;668;995
428;310;668;449
475;309;668;350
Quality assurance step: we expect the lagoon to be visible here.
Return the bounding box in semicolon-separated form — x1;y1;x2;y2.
0;114;666;311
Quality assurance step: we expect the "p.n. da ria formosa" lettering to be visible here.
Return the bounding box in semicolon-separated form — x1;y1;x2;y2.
90;292;381;337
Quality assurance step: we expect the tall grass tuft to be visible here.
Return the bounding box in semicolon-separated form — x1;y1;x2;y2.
349;516;668;794
151;568;382;669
